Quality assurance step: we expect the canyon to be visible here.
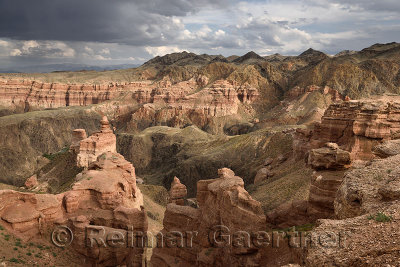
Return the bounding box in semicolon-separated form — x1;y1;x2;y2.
1;43;400;266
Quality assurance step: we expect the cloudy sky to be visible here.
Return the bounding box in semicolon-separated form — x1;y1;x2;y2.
0;0;400;69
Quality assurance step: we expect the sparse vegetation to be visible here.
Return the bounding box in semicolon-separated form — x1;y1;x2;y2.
367;212;393;223
43;146;70;161
147;211;160;221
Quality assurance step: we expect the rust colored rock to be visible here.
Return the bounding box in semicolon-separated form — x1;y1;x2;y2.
306;153;400;266
70;129;87;153
128;79;259;132
309;98;400;160
25;174;38;189
76;116;116;168
0;151;146;266
308;143;351;170
151;168;266;266
169;177;187;205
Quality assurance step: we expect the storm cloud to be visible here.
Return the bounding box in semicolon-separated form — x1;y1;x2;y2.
0;0;227;45
0;0;400;70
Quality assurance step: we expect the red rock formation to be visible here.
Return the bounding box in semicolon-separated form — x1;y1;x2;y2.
169;177;187;205
267;142;349;228
286;85;345;102
0;151;147;266
129;80;259;132
306;153;400;266
307;143;351;170
0;77;259;133
70;129;87;153
310;98;400;160
0;78;129;109
24;174;38;189
76;116;116;168
151;168;266;266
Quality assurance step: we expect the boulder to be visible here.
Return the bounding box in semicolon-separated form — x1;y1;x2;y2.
373;139;400;158
254;167;274;184
24;174;38;189
308;143;351;170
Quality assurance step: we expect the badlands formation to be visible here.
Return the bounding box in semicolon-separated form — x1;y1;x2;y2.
1;43;400;266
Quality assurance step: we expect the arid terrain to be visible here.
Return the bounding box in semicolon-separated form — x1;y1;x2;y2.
1;42;400;266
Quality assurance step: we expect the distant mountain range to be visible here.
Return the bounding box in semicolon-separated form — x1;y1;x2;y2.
0;63;141;73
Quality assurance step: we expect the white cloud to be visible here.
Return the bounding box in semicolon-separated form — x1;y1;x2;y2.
145;46;183;56
22;40;39;52
84;46;94;54
215;29;226;37
0;40;9;47
10;49;22;56
100;48;110;55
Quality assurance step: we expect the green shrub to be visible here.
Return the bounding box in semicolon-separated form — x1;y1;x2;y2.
9;258;19;263
367;212;393;222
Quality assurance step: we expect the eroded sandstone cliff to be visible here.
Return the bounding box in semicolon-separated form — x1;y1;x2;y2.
0;122;147;266
151;168;266;266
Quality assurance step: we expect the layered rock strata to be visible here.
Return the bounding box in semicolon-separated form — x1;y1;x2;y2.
75;116;117;168
306;153;400;266
0;119;147;266
0;151;147;266
267;143;350;228
310;97;400;160
151;168;266;266
128;80;259;132
169;177;187;205
0;78;126;110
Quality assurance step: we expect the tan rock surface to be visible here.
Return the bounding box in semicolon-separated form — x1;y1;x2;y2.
24;174;38;188
308;143;351;170
310;97;400;160
0;121;147;266
169;177;187;205
151;168;266;266
76;116;116;168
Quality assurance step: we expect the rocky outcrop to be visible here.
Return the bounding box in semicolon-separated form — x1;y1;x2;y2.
128;80;259;132
24;174;38;189
310;97;400;160
169;177;187;205
76;116;116;168
0;118;147;266
373;139;400;158
306;153;400;266
285;85;345;102
0;151;147;266
268;143;349;228
307;143;351;170
151;168;266;266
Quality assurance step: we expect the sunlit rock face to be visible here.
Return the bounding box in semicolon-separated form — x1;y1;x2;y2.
151;168;266;267
75;116;116;168
0;119;147;266
310;98;400;160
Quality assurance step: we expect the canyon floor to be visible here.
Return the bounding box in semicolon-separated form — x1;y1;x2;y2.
1;43;400;266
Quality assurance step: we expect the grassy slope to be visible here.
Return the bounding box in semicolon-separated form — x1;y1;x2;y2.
117;124;310;211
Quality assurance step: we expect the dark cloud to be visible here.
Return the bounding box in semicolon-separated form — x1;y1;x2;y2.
0;0;228;45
